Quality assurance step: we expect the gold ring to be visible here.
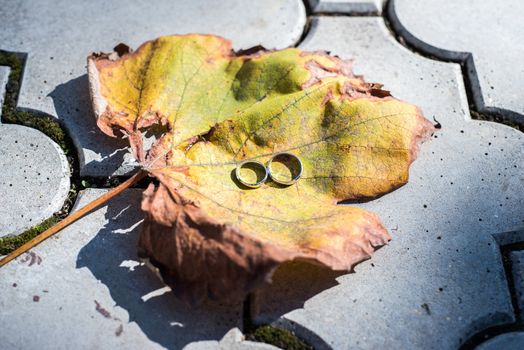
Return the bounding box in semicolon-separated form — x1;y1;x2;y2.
267;153;303;186
235;160;268;188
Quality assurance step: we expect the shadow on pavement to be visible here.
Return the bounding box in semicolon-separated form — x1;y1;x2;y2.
50;74;130;175
76;191;241;349
254;261;343;322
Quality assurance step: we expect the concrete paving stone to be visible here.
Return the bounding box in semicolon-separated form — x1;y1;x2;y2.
186;328;279;350
0;0;307;177
509;250;524;314
389;0;524;121
0;66;8;107
476;332;524;350
252;17;524;349
0;66;70;237
0;188;248;349
308;0;384;14
493;229;524;248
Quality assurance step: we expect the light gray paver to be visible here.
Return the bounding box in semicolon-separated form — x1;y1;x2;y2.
0;66;8;107
389;0;524;120
510;250;524;313
252;17;524;349
0;0;307;177
0;66;70;237
476;332;524;350
308;0;384;14
186;328;279;350
0;189;245;349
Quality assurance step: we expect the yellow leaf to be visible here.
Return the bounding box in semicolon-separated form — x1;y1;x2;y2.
88;34;434;304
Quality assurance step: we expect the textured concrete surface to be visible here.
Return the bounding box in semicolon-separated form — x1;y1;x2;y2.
0;0;306;177
2;1;524;349
186;328;279;350
0;189;247;349
389;0;524;121
476;332;524;350
510;250;524;313
0;66;70;237
308;0;384;14
252;16;524;349
0;66;7;108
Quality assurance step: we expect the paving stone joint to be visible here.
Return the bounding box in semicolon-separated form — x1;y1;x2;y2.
0;1;523;349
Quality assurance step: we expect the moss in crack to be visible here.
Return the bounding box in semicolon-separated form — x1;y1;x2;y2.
0;50;71;153
0;174;150;253
246;325;313;350
0;181;82;253
0;216;60;255
0;50;82;252
381;0;523;132
470;110;522;131
243;293;313;349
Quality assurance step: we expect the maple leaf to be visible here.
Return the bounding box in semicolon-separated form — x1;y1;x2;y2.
87;34;434;304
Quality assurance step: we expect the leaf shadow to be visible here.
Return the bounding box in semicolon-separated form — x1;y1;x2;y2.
49;74;131;175
76;191;241;349
254;261;344;323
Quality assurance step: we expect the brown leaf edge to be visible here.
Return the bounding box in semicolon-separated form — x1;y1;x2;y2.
137;173;391;305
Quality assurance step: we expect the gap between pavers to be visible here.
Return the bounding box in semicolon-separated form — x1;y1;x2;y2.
0;188;253;349
248;16;524;350
0;0;307;177
0;65;70;237
388;0;524;123
510;250;524;316
307;0;385;14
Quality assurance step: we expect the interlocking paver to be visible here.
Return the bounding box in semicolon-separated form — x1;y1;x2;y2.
185;328;279;349
0;66;7;106
389;0;524;121
0;66;70;237
307;0;384;14
2;1;524;349
252;16;524;349
0;0;306;177
476;332;524;350
0;188;246;349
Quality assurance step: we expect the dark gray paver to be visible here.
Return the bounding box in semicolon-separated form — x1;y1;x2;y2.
510;250;524;314
389;0;524;121
0;0;306;177
0;66;70;237
252;16;524;349
307;0;384;14
0;189;244;349
476;332;524;350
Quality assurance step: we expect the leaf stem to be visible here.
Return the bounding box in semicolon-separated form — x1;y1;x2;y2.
0;169;147;268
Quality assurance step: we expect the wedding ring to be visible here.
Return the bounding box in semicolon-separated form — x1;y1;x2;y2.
235;160;268;188
267;152;303;186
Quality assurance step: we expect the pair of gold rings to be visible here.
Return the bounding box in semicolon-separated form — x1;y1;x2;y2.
235;153;303;188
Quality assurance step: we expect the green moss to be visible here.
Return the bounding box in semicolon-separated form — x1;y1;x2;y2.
0;216;60;255
247;325;313;350
0;51;71;153
0;50;79;252
470;110;522;132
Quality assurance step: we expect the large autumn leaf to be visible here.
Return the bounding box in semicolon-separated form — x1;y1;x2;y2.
88;34;434;304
